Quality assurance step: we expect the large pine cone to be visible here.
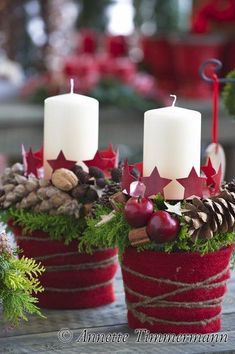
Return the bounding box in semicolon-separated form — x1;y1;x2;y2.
182;189;235;240
0;163;82;219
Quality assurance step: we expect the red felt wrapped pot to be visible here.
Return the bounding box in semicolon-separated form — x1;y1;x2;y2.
121;245;233;334
9;222;118;309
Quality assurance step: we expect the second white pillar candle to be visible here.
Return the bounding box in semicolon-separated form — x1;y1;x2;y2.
143;105;201;200
44;92;99;178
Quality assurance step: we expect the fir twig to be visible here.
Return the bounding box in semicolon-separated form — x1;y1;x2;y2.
0;209;86;245
0;252;45;324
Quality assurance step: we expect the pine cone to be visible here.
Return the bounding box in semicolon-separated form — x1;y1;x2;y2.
111;168;122;183
97;183;121;209
182;189;235;240
0;232;13;256
222;180;235;193
0;164;82;219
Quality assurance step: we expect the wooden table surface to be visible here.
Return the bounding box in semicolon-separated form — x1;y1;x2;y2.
0;267;235;354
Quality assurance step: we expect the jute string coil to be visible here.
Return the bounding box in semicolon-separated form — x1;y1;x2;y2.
122;263;230;326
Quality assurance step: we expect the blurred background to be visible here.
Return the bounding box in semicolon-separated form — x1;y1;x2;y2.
1;0;235;179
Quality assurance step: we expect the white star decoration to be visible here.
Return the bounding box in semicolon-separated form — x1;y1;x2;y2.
164;201;182;216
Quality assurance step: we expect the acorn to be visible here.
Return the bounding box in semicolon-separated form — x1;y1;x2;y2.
89;166;104;179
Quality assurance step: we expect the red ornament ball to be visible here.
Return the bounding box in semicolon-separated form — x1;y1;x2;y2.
146;210;180;243
124;197;154;228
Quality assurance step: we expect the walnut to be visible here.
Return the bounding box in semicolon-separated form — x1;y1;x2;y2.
51;168;78;191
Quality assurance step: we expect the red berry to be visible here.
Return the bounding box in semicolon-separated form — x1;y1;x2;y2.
146;211;180;243
124;197;154;228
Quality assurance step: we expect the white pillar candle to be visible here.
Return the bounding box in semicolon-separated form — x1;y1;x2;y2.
143;99;201;200
43;80;99;178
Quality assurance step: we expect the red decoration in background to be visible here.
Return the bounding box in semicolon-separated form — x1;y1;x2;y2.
106;35;128;58
192;0;235;34
201;158;216;186
141;167;171;198
47;151;77;172
121;160;138;194
177;167;207;199
80;30;96;55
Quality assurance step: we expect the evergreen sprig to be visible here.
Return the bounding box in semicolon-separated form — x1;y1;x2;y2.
79;205;131;260
79;205;235;261
0;209;86;245
0;252;45;324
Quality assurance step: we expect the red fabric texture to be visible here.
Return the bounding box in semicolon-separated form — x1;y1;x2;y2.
9;222;118;309
122;245;233;334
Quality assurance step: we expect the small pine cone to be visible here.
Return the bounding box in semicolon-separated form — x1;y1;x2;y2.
0;232;13;256
89;166;104;179
97;183;121;209
111;168;122;183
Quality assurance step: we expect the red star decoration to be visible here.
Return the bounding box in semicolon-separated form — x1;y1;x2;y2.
26;148;41;177
83;151;109;170
121;160;138;194
201;158;216;186
83;145;119;174
177;167;207;199
99;144;118;169
47;151;77;172
141;167;172;198
133;162;143;177
33;146;44;165
211;165;222;194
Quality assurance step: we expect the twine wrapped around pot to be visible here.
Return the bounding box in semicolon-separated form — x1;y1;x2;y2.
122;245;233;334
9;222;118;309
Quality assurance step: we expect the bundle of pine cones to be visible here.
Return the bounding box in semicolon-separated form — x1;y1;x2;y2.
182;180;235;240
0;163;121;219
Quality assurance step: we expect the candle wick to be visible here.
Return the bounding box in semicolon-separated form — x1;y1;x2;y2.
70;78;74;94
170;94;177;107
